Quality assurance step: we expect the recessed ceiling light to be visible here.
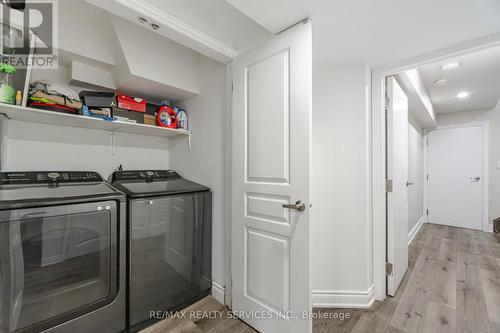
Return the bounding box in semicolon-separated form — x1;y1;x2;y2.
442;62;460;71
434;79;448;87
457;91;470;99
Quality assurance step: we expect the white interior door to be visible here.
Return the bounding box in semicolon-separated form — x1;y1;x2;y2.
231;20;312;333
386;77;409;297
427;125;484;230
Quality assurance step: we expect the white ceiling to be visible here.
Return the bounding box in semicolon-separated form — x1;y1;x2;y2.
143;0;271;52
418;46;500;114
225;0;500;66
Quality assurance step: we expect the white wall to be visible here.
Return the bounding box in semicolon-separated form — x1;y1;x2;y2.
169;55;227;298
311;63;373;307
59;0;116;66
435;104;500;229
110;15;200;99
405;69;436;123
2;120;169;177
408;115;424;235
30;64;96;94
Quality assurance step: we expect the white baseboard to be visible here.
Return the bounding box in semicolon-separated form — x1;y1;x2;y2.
485;224;494;233
312;285;375;308
211;282;225;304
408;216;425;245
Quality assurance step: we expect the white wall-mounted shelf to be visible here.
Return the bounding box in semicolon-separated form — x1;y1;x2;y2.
0;104;191;138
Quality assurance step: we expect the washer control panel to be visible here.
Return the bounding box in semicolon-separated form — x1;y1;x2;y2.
0;171;103;184
111;170;180;182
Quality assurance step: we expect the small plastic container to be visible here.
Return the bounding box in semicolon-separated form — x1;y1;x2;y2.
15;90;22;105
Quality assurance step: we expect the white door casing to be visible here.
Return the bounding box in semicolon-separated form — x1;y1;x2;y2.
231;20;312;333
426;123;487;231
386;77;409;297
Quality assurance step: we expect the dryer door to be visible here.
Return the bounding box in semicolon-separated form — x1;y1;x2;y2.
0;200;119;333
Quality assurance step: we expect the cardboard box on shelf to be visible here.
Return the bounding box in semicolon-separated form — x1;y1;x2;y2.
144;114;156;126
112;107;144;124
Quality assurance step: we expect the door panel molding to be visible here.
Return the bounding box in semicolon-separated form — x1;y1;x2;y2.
245;49;291;185
245;192;291;225
245;227;290;313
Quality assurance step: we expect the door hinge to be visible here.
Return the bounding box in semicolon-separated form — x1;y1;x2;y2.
426;209;429;216
426;174;429;181
386;262;393;275
385;179;393;193
385;97;390;111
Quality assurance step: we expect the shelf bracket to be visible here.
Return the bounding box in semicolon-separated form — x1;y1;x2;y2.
0;113;9;171
0;112;11;120
110;130;117;156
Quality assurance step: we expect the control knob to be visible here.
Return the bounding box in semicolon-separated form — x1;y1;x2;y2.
47;172;60;188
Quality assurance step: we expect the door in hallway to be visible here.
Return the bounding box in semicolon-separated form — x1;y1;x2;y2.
386;76;409;296
427;124;485;230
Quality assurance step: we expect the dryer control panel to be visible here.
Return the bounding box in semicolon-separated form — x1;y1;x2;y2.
111;170;180;182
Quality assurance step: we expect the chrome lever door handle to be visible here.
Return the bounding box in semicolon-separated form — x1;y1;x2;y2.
470;177;481;182
406;182;414;187
283;200;306;212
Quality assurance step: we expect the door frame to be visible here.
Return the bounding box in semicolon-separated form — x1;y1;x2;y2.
423;122;490;232
372;32;500;302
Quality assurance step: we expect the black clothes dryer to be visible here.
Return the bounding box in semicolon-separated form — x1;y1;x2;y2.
109;170;212;331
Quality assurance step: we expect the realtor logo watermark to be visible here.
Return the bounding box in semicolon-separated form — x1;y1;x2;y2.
1;0;58;69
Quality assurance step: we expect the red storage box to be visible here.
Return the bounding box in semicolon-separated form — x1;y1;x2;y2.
117;94;146;113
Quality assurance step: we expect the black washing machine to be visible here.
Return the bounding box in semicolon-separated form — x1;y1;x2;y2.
0;171;126;333
109;170;212;331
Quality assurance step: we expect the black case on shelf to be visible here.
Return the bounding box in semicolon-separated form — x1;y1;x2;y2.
112;107;144;124
79;91;116;108
145;102;160;116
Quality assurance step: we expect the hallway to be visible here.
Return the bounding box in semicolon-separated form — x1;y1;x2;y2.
315;223;500;332
142;223;500;333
